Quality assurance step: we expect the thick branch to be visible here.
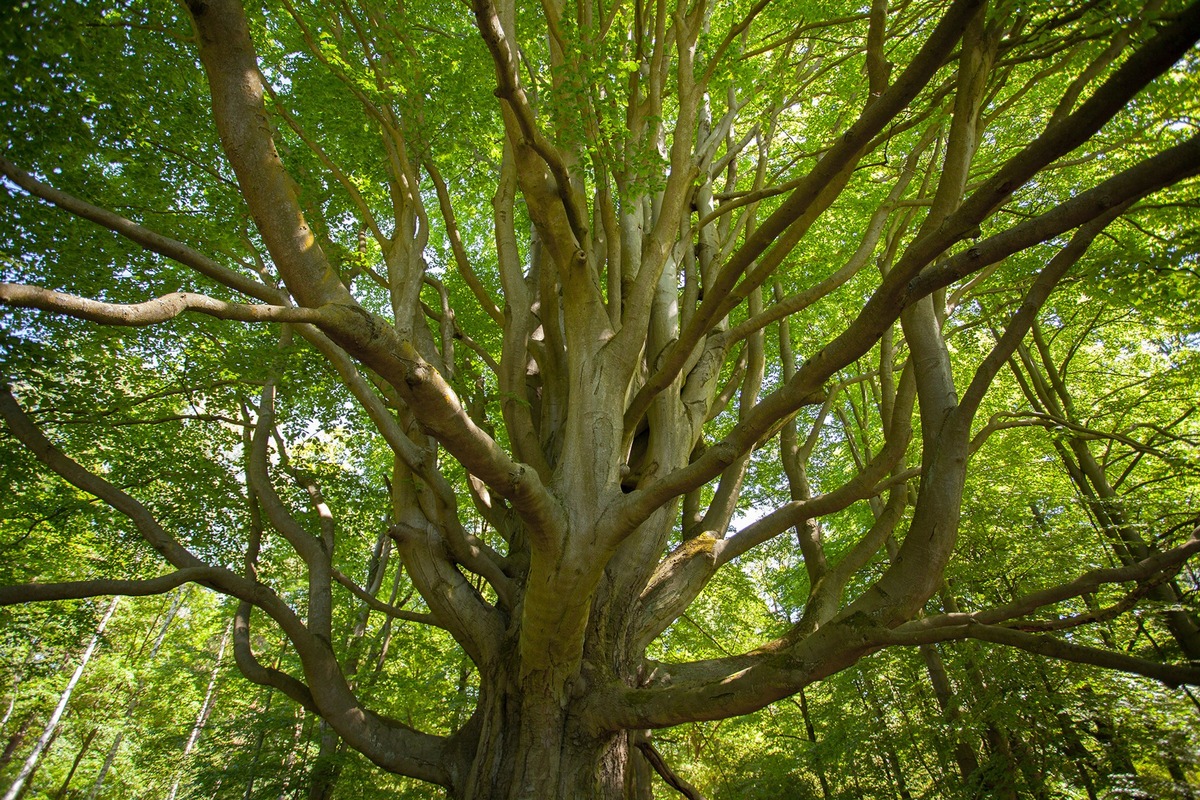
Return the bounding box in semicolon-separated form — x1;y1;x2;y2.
0;569;227;606
187;0;350;309
0;284;328;327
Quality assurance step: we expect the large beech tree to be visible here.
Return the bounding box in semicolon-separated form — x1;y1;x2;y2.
2;0;1199;797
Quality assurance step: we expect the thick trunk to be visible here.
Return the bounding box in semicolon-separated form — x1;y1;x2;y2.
459;673;635;800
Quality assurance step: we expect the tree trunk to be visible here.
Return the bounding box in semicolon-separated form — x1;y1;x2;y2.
306;721;341;800
459;680;634;800
860;674;914;800
797;689;832;800
166;619;232;800
2;596;118;800
52;726;97;800
0;715;33;773
1056;712;1099;800
89;588;186;800
12;727;60;800
919;643;981;783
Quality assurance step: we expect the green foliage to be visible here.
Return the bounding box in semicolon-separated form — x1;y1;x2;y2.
1;0;1199;797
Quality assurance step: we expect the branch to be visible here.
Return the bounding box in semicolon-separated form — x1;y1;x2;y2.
633;446;912;652
424;157;504;326
895;623;1200;688
330;568;445;628
2;385;209;572
0;156;277;304
969;410;1184;465
0;283;329;327
959;203;1129;419
0;383;319;649
0;568;228;606
389;520;505;665
625;133;1200;538
892;531;1200;634
635;740;709;800
907;134;1200;306
185;0;564;547
262;80;387;247
233;601;320;713
469;0;589;245
622;0;984;432
599;532;1200;732
187;0;351;310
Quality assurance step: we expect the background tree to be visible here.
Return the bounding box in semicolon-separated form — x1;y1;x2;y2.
1;0;1199;798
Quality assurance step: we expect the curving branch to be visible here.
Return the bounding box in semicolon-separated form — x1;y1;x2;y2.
0;568;228;606
891;531;1200;634
232;600;320;714
0;156;278;303
0;283;328;327
633;443;914;652
959;625;1200;688
3;383;454;784
614;130;1200;543
882;622;1200;689
389;520;506;666
424;157;504;327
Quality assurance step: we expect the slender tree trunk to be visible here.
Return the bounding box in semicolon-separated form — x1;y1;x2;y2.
860;675;913;800
87;588;186;800
276;709;308;800
798;689;833;800
1165;755;1194;800
13;727;61;800
0;715;33;773
306;722;341;800
52;726;97;800
166;619;232;800
84;729;120;800
1056;712;1100;800
2;596;118;800
0;646;35;738
1091;712;1136;778
945;594;1019;800
241;687;275;800
919;643;981;784
1009;731;1049;800
980;725;1019;800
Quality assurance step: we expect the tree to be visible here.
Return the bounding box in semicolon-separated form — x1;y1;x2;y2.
1;0;1199;797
